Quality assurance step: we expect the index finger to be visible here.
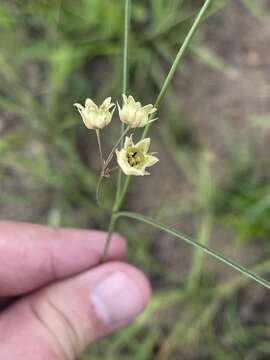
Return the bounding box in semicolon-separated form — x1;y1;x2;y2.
0;221;126;296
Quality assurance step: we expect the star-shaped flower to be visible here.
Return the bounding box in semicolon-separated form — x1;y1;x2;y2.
118;95;157;128
74;97;115;130
116;135;159;176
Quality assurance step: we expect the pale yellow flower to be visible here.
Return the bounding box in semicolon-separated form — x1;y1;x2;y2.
117;95;157;128
74;97;115;130
116;135;159;176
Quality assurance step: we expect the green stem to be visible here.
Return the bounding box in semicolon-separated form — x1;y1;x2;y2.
96;126;130;206
113;175;131;212
116;211;270;290
103;0;212;259
119;0;213;215
95;130;104;206
143;0;212;139
101;214;117;262
122;0;131;97
95;129;103;167
103;0;131;260
103;126;130;170
116;0;132;204
95;176;103;207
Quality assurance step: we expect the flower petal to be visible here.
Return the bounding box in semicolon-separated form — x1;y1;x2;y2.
127;95;136;105
150;107;157;114
145;154;159;167
122;94;128;105
141;104;154;114
116;148;142;176
85;98;97;110
74;103;84;111
124;135;133;148
148;117;158;125
136;138;151;153
102;97;112;109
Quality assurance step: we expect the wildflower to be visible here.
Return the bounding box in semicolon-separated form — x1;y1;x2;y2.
116;135;159;176
74;97;115;130
118;95;157;128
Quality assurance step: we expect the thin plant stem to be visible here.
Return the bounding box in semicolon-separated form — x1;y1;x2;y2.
95;126;130;206
102;0;131;260
103;126;130;170
95;129;104;206
95;176;103;207
122;0;131;98
113;175;131;212
143;0;213;139
119;0;213;214
116;211;270;290
95;129;103;167
103;0;212;259
116;0;132;204
102;214;117;262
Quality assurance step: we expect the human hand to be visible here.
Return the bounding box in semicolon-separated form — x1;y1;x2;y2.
0;221;151;359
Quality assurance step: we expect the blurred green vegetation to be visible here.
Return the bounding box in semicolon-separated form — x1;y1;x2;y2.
0;0;270;359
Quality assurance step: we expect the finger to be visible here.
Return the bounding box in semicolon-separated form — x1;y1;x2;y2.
0;262;151;360
0;221;126;296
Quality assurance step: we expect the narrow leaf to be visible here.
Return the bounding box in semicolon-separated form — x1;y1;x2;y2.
117;211;270;290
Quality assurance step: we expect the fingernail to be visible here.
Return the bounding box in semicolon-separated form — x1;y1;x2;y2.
90;271;144;326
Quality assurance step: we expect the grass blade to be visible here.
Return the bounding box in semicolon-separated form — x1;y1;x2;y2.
117;211;270;290
143;0;213;138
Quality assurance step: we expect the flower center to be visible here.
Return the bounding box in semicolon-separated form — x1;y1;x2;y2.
127;146;144;167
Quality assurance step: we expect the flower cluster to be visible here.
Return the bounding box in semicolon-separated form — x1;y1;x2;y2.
74;95;159;176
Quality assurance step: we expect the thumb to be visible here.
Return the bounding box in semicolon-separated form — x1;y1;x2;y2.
0;262;151;360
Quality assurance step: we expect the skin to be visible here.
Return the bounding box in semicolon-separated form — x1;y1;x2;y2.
0;221;151;360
